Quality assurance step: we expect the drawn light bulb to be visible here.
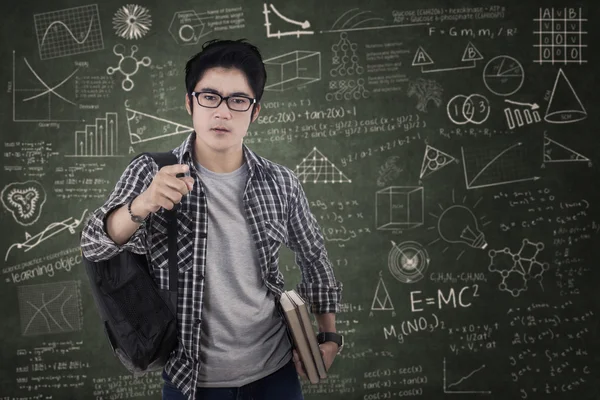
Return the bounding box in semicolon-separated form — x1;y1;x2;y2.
437;205;487;249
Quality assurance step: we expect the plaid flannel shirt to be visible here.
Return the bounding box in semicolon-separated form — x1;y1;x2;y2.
80;132;342;399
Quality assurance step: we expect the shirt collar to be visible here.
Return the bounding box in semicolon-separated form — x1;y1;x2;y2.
176;132;266;175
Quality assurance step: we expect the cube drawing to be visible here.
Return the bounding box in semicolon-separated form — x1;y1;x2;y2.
376;186;424;230
264;51;321;91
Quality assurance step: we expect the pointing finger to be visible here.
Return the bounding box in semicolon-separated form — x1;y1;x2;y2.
161;164;189;176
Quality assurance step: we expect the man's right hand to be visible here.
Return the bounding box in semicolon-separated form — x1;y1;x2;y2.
138;164;195;213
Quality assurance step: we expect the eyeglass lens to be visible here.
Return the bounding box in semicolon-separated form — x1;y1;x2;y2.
195;92;252;111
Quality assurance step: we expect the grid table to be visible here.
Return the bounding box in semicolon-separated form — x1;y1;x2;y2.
534;7;587;65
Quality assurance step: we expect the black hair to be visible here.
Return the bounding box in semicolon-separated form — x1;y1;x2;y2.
185;39;267;103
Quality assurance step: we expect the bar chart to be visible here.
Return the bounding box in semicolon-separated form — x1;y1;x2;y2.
66;112;119;157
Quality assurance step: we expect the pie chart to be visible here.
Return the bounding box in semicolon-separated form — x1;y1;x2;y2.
483;56;524;96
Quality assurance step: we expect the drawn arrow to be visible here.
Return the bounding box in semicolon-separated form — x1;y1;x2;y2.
269;4;310;28
504;99;539;110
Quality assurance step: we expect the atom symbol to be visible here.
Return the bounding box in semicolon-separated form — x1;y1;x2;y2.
107;44;151;91
113;4;152;40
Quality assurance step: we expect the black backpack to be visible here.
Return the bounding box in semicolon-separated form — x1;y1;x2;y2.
83;152;179;376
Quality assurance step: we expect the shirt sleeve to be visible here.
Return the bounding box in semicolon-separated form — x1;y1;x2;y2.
80;155;156;262
286;176;343;314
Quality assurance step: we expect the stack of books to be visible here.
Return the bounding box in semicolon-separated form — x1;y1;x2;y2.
279;290;327;384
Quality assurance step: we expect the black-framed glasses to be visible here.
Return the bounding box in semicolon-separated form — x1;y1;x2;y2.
191;91;256;112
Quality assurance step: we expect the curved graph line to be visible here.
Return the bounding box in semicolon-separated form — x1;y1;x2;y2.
24;288;67;335
350;17;385;29
39;291;65;331
40;17;95;47
5;209;87;261
23;67;79;102
447;364;486;388
17;220;68;251
331;8;358;30
24;302;51;333
23;58;77;105
60;294;74;330
467;143;521;187
340;10;371;29
269;4;305;27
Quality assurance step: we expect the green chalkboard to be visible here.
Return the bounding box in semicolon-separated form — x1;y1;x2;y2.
1;0;599;399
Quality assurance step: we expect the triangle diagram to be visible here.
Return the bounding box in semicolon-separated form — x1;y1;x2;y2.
544;69;587;124
461;41;484;62
126;108;194;144
294;148;351;183
412;46;434;66
420;145;457;179
543;135;590;162
371;277;394;311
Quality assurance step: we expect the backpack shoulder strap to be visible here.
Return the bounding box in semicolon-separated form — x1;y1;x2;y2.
144;151;178;170
139;151;179;293
129;151;178;170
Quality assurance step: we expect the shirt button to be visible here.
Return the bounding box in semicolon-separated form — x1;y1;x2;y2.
194;319;201;326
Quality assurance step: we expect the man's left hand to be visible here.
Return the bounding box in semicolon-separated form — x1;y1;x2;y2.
318;341;338;371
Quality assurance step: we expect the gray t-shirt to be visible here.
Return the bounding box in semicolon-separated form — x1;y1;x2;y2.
195;160;292;387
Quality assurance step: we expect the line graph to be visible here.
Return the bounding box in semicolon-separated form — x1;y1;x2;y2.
40;18;95;48
34;4;104;59
461;142;539;189
263;3;313;38
22;58;77;106
12;51;82;122
443;357;491;394
18;281;83;336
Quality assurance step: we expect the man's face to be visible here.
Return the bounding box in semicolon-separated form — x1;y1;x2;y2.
185;67;261;153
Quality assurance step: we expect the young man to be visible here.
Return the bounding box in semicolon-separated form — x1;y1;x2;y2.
81;39;343;400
